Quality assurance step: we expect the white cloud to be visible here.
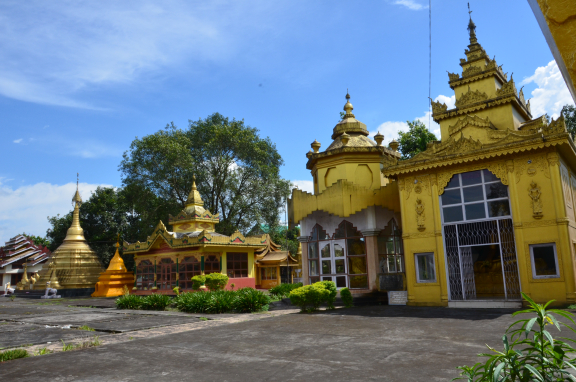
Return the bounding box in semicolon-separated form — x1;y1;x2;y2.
393;0;427;11
292;180;314;194
370;94;454;144
0;1;286;109
521;60;574;119
13;138;22;143
0;181;111;244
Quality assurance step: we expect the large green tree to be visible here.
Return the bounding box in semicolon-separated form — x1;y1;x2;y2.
562;104;576;139
397;120;438;160
120;113;291;235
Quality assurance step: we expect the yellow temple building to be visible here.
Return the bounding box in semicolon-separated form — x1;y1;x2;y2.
289;14;576;308
33;184;103;296
124;178;297;294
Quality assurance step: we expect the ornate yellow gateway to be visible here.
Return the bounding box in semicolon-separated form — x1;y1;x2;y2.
289;14;576;308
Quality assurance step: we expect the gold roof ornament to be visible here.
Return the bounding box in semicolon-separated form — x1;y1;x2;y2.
331;92;369;140
389;139;399;152
169;176;220;233
311;140;321;153
186;176;204;207
374;132;384;146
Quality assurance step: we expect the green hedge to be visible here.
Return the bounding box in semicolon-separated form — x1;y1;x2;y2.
116;294;143;310
191;275;206;290
289;281;337;312
175;289;269;314
116;293;171;311
269;282;303;299
340;287;353;308
205;273;229;291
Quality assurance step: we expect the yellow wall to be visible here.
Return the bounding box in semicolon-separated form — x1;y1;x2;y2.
312;152;383;194
399;149;576;306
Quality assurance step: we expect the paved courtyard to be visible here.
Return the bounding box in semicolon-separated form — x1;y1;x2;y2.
1;297;571;381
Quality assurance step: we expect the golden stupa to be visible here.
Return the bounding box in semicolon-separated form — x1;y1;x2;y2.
92;237;134;297
33;180;103;295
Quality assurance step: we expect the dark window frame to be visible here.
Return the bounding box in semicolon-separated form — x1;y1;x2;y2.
227;253;248;278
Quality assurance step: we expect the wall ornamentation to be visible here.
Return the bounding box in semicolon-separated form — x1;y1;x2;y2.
529;181;543;219
437;162;507;195
514;154;550;183
415;198;425;231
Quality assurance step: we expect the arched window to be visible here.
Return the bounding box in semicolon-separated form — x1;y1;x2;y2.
136;260;154;290
335;221;368;289
378;219;404;273
308;224;330;284
179;257;200;290
204;255;221;275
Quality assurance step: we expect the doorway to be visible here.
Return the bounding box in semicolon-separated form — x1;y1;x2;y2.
320;240;348;288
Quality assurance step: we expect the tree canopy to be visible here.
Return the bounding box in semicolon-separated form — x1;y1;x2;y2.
562;104;576;139
397;120;438;160
120;113;291;235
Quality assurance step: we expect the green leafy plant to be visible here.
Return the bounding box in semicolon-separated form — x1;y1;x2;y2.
115;294;142;310
191;275;206;290
269;282;303;299
289;283;330;312
205;273;229;291
61;340;75;352
77;325;95;331
173;286;180;296
9;294;15;301
318;281;337;309
234;288;270;313
33;347;52;356
0;348;29;362
175;291;236;314
140;293;172;311
340;287;353;308
454;292;576;381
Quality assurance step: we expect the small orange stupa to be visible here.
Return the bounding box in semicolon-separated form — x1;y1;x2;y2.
92;237;134;297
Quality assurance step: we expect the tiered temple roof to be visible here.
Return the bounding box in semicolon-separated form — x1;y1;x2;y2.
0;234;51;269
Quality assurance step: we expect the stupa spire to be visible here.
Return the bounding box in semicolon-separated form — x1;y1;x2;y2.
467;3;478;45
65;173;85;242
186;175;204;206
105;235;128;272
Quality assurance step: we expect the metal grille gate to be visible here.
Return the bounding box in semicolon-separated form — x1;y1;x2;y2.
444;218;521;301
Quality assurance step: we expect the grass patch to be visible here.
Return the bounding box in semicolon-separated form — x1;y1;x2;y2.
33;347;53;356
567;304;576;309
61;336;102;352
0;349;29;362
199;317;208;321
77;325;95;331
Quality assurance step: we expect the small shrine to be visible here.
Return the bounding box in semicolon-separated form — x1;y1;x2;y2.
92;237;134;297
32;181;103;296
124;177;286;294
289;11;576;308
0;234;51;294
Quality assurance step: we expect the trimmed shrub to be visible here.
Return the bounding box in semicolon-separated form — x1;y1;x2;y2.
205;273;229;291
191;275;206;290
175;291;237;314
209;290;237;313
269;282;303;299
318;281;337;309
140;293;172;311
116;294;143;310
289;284;329;312
340;287;353;308
0;349;29;362
235;288;270;313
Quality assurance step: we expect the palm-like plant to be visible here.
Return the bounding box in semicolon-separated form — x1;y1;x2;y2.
454;293;576;381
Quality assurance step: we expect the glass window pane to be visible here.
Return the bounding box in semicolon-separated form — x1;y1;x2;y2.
336;276;347;288
443;206;464;222
347;238;366;256
322;276;332;282
532;245;558;277
446;175;460;189
483;169;498;183
334;244;345;257
321;260;331;274
465;203;486;220
485;182;508;199
335;259;346;274
386;238;395;254
416;253;436;282
396;255;404;272
309;260;318;276
442;189;462;205
488;200;511;217
349;275;368;289
387;256;397;272
461;170;482;186
348;256;367;274
320;243;330;258
379;256;388;273
396;237;403;254
377;236;388;254
310;277;320;284
463;185;484;202
308;242;318;259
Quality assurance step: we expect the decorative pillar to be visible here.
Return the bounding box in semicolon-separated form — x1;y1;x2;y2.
153;259;157;289
221;252;227;276
176;258;179;287
298;235;309;285
200;255;205;273
430;174;448;303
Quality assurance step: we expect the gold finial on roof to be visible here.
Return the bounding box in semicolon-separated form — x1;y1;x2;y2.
186;175;204;206
311;140;321;153
467;2;477;44
374;132;384;146
343;91;355;119
106;233;127;272
72;173;82;205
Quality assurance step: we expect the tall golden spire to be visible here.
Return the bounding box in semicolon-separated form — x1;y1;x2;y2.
65;173;85;242
467;2;478;45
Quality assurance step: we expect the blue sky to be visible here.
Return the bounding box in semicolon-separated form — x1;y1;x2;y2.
0;0;573;242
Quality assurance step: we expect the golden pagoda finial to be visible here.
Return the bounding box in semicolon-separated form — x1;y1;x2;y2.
186;175;204;206
343;91;355;119
72;173;82;206
467;2;477;44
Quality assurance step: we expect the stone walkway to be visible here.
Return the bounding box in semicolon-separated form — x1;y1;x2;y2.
1;297;575;381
